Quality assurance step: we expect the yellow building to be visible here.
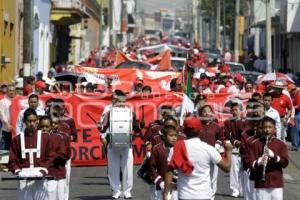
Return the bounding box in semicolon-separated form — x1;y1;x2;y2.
0;0;17;82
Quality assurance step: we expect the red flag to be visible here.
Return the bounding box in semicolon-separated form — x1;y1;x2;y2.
115;51;133;66
157;50;172;71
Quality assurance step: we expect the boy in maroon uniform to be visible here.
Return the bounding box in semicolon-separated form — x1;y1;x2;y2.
249;116;288;200
148;126;178;200
48;98;75;200
39;116;70;200
9;108;55;200
240;101;264;200
199;105;223;200
224;102;246;197
144;105;174;151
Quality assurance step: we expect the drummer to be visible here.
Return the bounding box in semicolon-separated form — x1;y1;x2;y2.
98;90;142;199
9;108;55;200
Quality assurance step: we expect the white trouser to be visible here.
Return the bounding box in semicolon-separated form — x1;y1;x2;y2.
47;179;66;200
149;185;162;200
256;188;283;200
210;163;218;200
149;185;178;200
280;120;287;141
242;170;256;200
65;159;71;200
17;180;48;200
107;147;133;194
230;154;243;194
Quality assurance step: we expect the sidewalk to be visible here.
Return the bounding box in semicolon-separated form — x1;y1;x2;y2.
287;142;300;170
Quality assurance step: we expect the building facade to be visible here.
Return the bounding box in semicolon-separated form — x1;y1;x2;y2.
33;0;52;75
0;0;17;81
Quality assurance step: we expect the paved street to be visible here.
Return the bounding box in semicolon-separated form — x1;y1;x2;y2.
1;148;300;200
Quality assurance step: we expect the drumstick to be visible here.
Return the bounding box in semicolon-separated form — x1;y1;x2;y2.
86;112;97;124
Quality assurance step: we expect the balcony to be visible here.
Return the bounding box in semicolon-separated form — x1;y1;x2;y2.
51;0;89;26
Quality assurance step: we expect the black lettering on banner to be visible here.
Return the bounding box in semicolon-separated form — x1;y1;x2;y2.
132;144;145;158
132;134;145;158
101;145;107;160
79;147;89;160
90;145;101;160
83;128;92;143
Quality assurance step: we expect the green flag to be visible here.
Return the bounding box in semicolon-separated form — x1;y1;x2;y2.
184;64;194;98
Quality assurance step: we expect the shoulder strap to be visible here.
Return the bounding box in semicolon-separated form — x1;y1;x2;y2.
36;130;42;158
20;132;26;159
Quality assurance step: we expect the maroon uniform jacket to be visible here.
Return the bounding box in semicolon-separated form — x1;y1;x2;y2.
144;120;163;145
57;123;72;152
240;128;257;171
59;116;77;142
224;118;246;146
9;131;55;174
148;142;172;189
249;136;288;188
200;121;223;146
48;131;71;179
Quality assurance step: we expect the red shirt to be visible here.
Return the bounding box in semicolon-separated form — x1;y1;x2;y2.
272;94;292;117
23;84;33;96
292;91;300;113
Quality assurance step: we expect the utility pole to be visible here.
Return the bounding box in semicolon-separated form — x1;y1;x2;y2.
215;0;221;50
198;0;203;46
109;0;114;47
98;0;103;67
99;0;103;47
266;0;272;72
223;0;226;50
23;0;33;76
192;0;199;43
234;0;240;62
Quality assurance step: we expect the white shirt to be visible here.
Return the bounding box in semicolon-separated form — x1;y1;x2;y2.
265;107;282;139
16;107;45;135
201;87;213;94
227;85;240;94
0;96;13;132
224;52;232;62
177;138;222;199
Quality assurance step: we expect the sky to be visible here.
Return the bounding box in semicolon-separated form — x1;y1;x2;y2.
136;0;193;14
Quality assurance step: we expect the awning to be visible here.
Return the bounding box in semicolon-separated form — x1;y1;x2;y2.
51;10;89;26
250;15;280;28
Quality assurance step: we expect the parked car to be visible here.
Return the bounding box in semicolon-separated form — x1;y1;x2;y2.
171;57;186;71
225;62;246;72
204;48;222;63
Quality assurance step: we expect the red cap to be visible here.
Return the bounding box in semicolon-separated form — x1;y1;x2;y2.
234;73;245;83
35;81;47;89
199;78;210;86
219;64;230;73
183;117;202;136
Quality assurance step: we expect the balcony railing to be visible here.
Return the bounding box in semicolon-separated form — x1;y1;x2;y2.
52;0;86;12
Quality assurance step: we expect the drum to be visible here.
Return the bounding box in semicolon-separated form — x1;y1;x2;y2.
109;107;133;148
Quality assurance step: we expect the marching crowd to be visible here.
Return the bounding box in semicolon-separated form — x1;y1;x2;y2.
0;44;299;200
